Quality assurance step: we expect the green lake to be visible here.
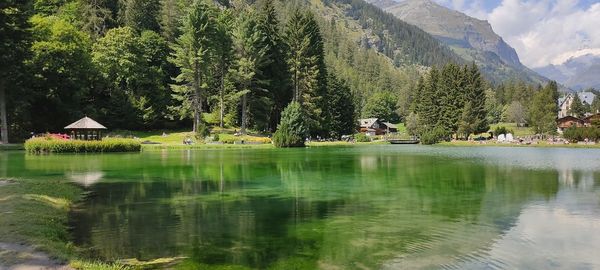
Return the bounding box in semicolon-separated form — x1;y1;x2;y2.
1;146;600;269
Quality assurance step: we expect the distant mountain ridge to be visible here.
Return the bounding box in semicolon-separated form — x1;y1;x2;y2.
535;52;600;90
365;0;548;84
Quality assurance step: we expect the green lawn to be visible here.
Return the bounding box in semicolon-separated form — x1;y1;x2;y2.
109;128;272;147
488;122;535;137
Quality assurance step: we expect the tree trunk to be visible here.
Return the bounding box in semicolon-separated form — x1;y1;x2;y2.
0;82;8;144
220;66;224;128
193;60;201;133
241;92;248;135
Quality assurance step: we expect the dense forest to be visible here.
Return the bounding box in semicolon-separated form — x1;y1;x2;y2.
1;0;560;144
405;64;559;143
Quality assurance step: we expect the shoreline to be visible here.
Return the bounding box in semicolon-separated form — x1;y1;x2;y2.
437;140;600;149
0;178;78;269
5;140;600;153
0;178;133;270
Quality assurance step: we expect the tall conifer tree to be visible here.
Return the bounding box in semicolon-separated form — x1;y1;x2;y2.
257;0;292;131
230;10;269;134
170;0;216;133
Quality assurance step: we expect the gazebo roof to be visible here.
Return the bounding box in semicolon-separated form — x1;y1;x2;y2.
65;116;107;130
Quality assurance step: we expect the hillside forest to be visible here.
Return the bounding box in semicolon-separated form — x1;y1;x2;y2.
1;0;562;144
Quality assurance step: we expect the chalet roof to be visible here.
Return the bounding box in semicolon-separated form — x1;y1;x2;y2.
359;118;380;128
556;115;581;121
383;122;398;129
65;117;107;130
579;92;596;105
559;92;597;106
583;113;600;121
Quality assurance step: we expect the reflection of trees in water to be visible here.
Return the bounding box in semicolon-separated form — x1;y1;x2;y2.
252;152;563;269
68;149;567;269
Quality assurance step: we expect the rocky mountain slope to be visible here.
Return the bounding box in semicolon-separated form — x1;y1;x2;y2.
366;0;548;84
535;51;600;90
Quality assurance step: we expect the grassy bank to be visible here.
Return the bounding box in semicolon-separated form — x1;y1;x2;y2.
488;122;535;137
142;143;274;150
0;178;132;269
109;130;272;148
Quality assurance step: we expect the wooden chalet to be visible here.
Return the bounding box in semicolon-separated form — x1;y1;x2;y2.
556;116;585;133
358;118;397;136
583;113;600;127
65;116;107;140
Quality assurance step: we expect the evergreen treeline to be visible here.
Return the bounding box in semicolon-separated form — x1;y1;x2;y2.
406;63;488;143
0;0;357;142
0;0;561;145
407;63;560;143
1;0;461;143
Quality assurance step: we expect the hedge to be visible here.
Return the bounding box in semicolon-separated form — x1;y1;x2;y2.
563;127;600;142
25;137;141;153
216;134;272;144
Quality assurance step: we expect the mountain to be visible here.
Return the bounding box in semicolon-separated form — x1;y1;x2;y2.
365;0;548;84
296;0;463;115
534;51;600;91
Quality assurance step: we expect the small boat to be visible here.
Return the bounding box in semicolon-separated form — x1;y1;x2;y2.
388;139;420;145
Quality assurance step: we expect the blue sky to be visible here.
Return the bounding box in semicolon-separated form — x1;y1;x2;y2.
411;0;600;68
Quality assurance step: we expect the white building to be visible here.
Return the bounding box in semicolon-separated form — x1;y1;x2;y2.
558;92;596;118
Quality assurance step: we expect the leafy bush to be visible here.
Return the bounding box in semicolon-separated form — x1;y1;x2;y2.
354;133;371;142
273;102;307;148
493;126;513;136
420;127;447;145
25;137;141;153
563;127;600;142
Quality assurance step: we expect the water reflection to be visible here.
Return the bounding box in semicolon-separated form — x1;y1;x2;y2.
67;171;104;187
1;147;599;269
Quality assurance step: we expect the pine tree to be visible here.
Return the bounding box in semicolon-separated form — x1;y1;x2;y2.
465;63;488;135
78;0;113;39
120;0;161;32
437;63;463;136
230;10;269;134
169;0;216;134
212;10;234;128
159;0;186;42
457;101;475;139
326;74;355;139
569;93;586;118
530;81;559;135
257;0;292;132
417;67;440;131
284;9;326;136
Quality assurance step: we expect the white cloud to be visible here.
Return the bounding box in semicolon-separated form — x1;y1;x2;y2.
442;0;600;68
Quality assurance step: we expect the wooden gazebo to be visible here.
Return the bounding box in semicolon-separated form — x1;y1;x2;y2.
65;116;107;140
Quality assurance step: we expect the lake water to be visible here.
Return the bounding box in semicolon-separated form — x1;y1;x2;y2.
1;146;600;269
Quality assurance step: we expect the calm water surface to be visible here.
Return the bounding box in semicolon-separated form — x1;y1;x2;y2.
1;146;600;269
